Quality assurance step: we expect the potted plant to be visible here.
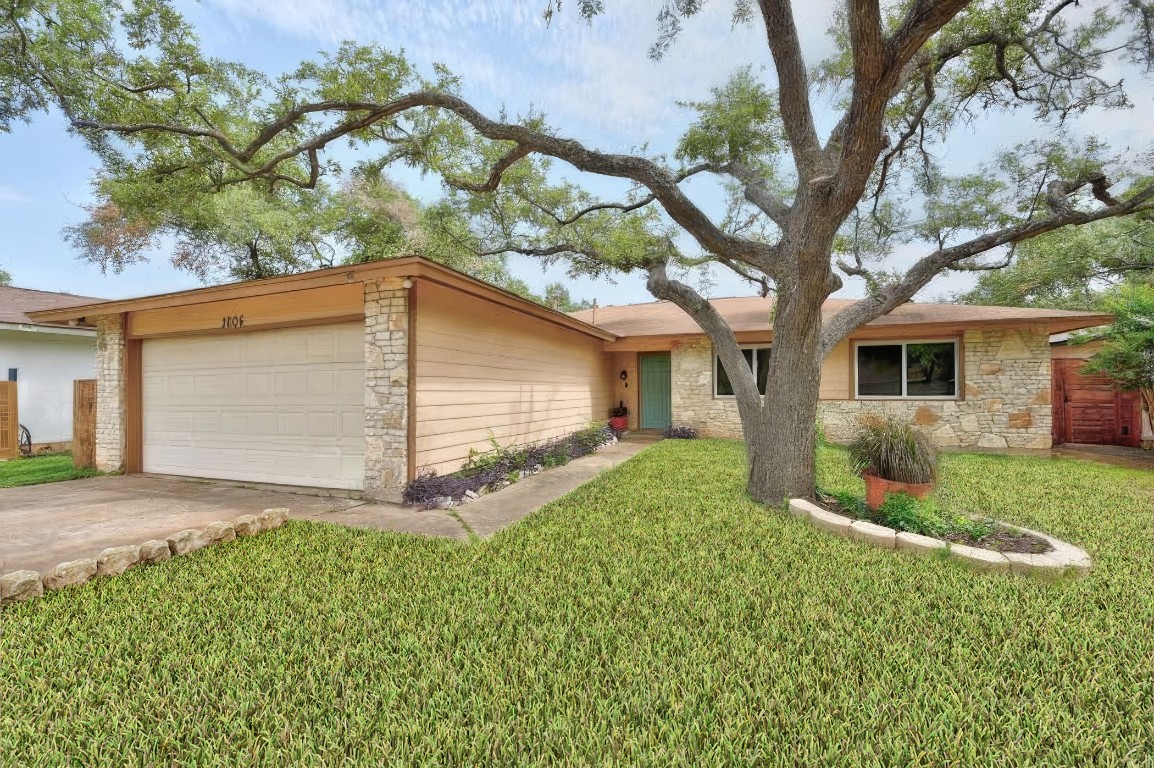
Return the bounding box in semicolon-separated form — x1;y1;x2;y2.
848;416;938;510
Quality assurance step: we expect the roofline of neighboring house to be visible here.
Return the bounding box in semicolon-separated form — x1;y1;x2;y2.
25;256;619;342
0;321;97;337
0;284;107;302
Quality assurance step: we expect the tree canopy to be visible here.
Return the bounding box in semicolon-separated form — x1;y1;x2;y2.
956;216;1154;310
61;164;544;294
5;0;1154;500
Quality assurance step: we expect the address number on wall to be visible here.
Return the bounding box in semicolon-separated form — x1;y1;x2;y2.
221;315;245;329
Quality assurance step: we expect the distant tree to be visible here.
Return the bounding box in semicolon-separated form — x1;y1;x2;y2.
1074;284;1154;437
541;282;593;312
0;266;11;286
957;218;1154;310
8;0;1154;501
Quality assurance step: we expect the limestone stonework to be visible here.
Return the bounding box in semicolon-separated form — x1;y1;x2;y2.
363;278;409;500
670;326;1052;449
93;314;127;472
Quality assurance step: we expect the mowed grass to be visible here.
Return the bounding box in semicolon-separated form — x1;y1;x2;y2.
0;453;98;488
2;440;1152;765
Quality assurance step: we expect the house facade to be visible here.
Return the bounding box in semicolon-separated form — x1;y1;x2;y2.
1;286;104;450
31;257;1110;500
576;297;1111;451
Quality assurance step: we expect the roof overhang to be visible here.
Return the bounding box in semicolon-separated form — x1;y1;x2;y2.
26;257;617;343
0;321;97;337
1044;314;1114;335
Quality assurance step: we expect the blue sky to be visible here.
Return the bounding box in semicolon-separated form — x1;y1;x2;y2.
1;0;1150;305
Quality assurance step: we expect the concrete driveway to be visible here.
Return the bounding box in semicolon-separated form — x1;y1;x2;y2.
0;437;658;576
0;475;464;575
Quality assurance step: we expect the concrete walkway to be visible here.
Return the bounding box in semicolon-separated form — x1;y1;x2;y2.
453;433;659;537
1051;443;1154;471
0;435;659;575
297;433;660;538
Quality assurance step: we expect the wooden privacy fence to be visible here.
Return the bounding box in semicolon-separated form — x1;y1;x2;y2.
73;379;96;469
0;381;17;460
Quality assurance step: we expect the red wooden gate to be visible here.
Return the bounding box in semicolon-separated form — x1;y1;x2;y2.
1052;359;1141;446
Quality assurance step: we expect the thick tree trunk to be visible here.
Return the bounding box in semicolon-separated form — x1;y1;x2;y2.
745;274;828;505
743;247;835;502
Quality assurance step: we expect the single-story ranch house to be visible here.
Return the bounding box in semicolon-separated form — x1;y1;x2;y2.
29;256;1112;500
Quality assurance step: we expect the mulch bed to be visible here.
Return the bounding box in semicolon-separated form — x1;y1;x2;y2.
942;528;1053;554
813;493;1053;554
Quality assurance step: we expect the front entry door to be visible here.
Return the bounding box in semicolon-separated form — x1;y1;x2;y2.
639;353;672;430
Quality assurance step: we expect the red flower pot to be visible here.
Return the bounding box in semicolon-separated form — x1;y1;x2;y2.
863;473;933;510
609;416;628;432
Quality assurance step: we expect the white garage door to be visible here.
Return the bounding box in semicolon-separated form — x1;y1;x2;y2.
142;323;365;490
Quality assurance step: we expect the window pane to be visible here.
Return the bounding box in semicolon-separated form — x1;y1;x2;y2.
716;349;755;397
857;345;903;396
716;355;734;396
906;342;956;397
755;348;770;396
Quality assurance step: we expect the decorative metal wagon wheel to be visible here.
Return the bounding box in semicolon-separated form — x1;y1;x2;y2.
18;424;31;456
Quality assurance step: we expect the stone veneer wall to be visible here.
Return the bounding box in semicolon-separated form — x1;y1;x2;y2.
670;325;1053;450
363;278;409;501
93;314;126;472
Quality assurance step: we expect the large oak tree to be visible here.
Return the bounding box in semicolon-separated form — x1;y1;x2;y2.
6;0;1154;502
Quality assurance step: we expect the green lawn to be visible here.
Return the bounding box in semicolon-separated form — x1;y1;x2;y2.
0;453;99;488
2;441;1152;764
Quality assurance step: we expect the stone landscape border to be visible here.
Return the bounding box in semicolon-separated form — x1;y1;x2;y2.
787;499;1092;576
0;507;290;607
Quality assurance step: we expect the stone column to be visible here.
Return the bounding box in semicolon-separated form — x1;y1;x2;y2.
363;278;409;501
93;314;126;472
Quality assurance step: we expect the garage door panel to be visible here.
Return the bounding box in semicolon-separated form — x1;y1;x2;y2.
143;323;365;490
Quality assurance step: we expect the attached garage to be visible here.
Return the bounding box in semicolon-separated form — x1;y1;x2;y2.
28;257;618;501
141;323;365;489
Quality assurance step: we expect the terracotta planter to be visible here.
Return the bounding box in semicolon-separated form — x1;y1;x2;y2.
863;473;933;510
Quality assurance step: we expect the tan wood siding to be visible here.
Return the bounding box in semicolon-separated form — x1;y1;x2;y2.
819;340;851;400
127;283;364;339
414;284;612;476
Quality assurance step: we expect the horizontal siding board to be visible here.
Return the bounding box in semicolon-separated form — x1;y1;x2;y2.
417;406;599;437
414;284;611;476
820;340;851;400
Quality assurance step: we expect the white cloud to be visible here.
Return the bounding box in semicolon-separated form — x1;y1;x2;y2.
196;0;1154;305
0;184;33;204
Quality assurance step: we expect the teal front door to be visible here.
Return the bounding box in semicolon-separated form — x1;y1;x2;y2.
639;353;672;430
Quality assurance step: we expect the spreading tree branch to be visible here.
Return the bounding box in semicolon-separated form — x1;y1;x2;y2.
73;91;777;271
822;180;1154;355
646;260;766;436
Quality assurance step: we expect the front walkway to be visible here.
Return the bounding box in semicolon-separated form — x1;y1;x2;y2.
0;435;659;575
298;433;661;538
1051;443;1154;471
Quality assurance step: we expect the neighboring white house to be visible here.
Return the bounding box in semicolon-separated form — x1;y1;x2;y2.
0;286;105;448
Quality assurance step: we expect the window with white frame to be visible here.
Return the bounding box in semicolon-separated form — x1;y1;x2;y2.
855;340;959;399
715;346;771;397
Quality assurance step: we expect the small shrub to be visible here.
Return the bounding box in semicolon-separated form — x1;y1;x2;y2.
874;493;948;537
663;425;698;440
848;416;937;484
866;492;996;540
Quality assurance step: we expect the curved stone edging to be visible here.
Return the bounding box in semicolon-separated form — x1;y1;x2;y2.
788;499;1092;577
0;507;290;607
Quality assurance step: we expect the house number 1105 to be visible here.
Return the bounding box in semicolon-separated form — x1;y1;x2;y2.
221;315;245;329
